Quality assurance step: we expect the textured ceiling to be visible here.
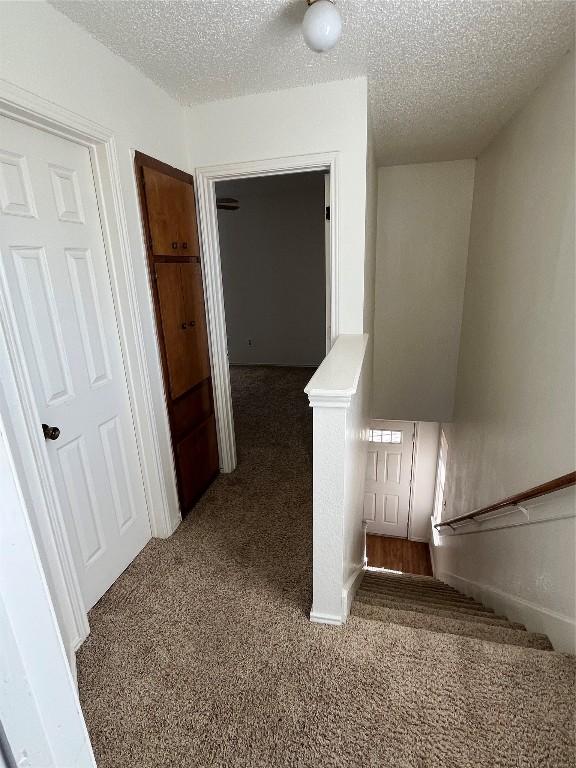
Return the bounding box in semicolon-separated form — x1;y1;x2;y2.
51;0;575;164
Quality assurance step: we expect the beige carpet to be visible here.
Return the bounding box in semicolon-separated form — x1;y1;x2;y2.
78;366;575;768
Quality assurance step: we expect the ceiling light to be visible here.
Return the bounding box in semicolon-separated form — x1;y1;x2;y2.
302;0;342;53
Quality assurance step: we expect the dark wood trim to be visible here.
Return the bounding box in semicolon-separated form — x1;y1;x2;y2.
436;471;576;528
134;151;194;185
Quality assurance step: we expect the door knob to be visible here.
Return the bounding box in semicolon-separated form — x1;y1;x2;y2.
42;423;60;441
172;241;178;250
181;322;187;330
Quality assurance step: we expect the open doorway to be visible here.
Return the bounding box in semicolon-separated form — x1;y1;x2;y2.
217;172;326;368
195;152;338;473
215;171;327;463
363;419;440;576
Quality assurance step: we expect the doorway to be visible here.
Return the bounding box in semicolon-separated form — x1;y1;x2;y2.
217;172;327;369
195;152;338;473
0;115;151;612
215;171;327;460
363;419;439;575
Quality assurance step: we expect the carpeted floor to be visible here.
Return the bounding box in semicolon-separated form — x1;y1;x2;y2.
78;366;575;768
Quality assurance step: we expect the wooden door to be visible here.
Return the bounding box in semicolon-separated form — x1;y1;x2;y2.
136;153;219;513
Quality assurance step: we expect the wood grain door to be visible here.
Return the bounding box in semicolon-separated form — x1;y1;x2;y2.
136;153;219;514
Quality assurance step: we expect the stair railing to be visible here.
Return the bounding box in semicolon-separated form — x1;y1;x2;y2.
435;471;576;530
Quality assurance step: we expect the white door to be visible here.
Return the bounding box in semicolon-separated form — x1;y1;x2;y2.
0;115;151;610
363;420;415;538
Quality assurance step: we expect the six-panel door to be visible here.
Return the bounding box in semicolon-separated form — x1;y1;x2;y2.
0;115;152;609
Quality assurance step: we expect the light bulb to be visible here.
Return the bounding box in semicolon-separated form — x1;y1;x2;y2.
302;0;342;53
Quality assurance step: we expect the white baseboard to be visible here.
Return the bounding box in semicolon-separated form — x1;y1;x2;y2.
430;544;439;577
309;611;344;626
437;570;576;654
309;567;364;626
342;566;364;619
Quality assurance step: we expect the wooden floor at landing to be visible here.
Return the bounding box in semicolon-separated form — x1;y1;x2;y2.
366;534;433;577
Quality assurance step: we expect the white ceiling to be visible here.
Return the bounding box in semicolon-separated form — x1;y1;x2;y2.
51;0;574;165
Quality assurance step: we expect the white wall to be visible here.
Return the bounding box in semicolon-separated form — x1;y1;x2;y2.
188;77;368;336
343;339;371;599
362;115;378;415
410;422;440;542
217;173;326;367
432;50;575;652
372;160;475;422
363;119;378;339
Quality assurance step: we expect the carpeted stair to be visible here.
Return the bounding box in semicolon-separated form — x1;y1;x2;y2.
352;570;554;650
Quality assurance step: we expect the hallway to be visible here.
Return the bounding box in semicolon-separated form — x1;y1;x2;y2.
77;367;575;768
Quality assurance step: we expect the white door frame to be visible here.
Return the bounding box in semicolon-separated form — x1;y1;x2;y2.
0;81;176;655
195;152;340;472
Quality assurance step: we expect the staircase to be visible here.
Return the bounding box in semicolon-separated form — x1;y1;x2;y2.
352;570;553;651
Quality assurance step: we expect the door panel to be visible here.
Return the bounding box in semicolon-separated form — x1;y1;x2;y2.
154;261;211;399
177;181;200;259
0;115;151;609
363;421;415;538
154;262;191;399
66;247;111;387
142;166;199;258
180;261;211;384
11;245;74;404
142;166;180;256
176;415;219;510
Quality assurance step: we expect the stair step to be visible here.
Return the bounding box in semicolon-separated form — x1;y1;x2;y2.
354;593;521;627
356;588;492;614
364;571;450;589
365;569;439;582
351;602;552;650
359;580;481;607
363;572;460;594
